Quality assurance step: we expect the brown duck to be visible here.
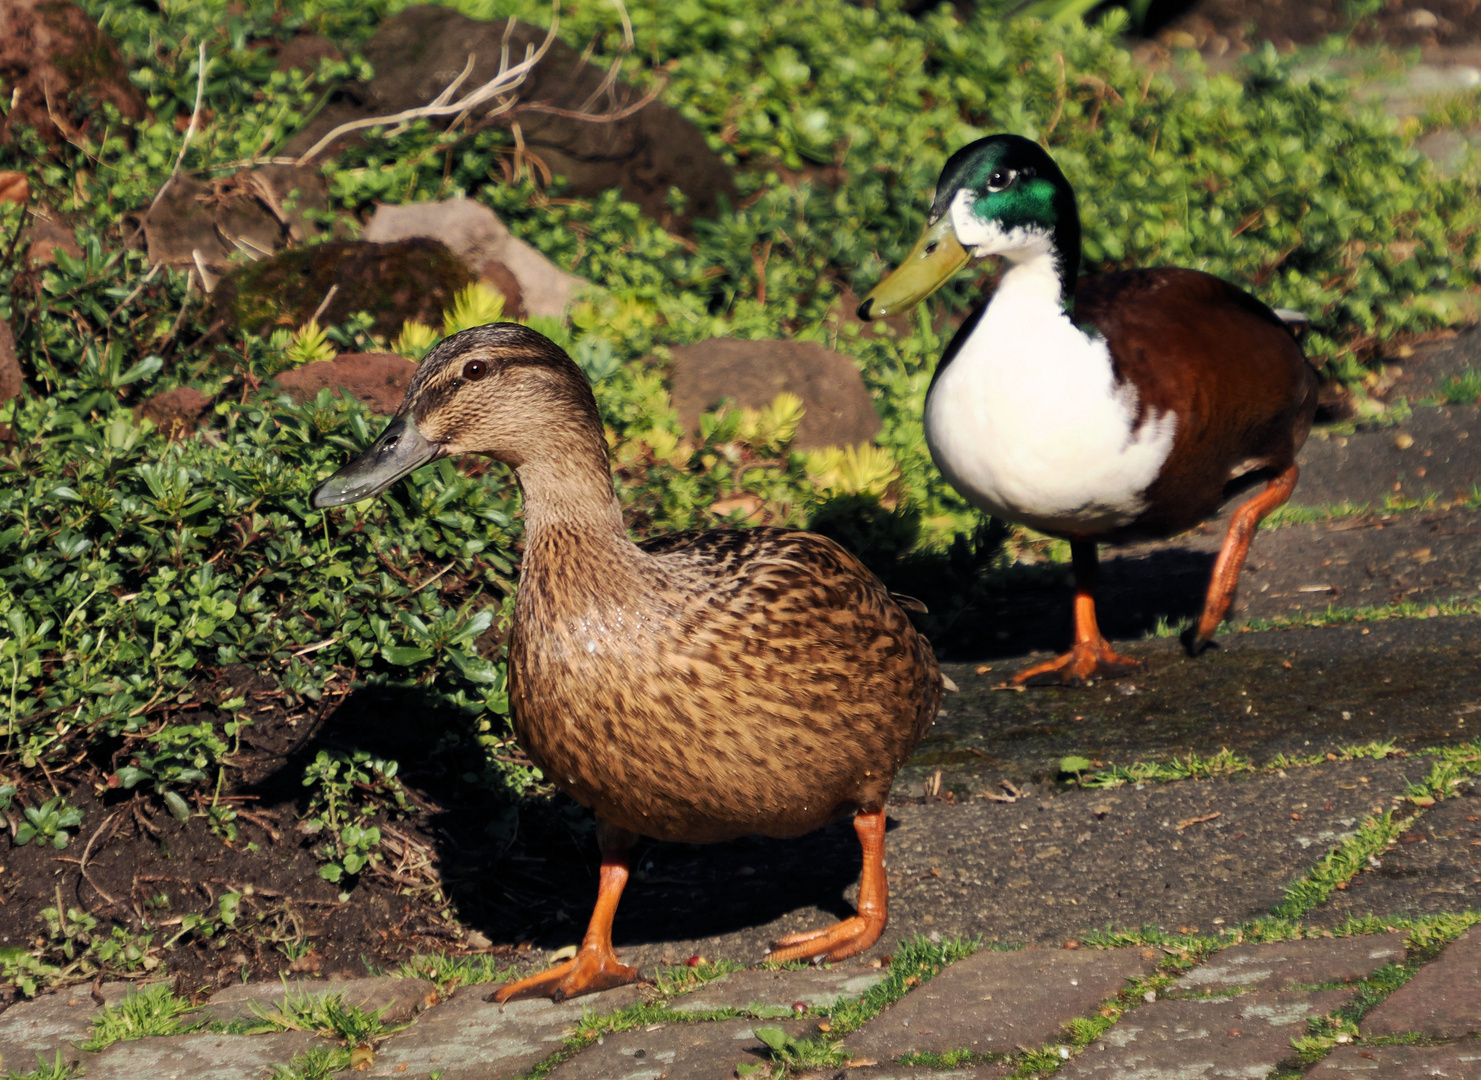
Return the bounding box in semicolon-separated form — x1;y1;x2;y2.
311;324;942;1002
859;134;1321;685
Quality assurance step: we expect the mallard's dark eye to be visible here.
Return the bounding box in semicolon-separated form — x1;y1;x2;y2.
987;169;1013;192
463;359;488;381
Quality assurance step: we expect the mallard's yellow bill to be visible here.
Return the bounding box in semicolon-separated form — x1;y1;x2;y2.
858;216;969;320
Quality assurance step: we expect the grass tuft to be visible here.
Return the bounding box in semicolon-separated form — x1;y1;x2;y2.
2;1052;81;1080
81;982;205;1051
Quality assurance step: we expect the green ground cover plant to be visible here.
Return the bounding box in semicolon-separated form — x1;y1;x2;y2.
3;0;1481;989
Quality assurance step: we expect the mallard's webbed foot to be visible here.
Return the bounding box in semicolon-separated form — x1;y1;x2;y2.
1011;639;1141;687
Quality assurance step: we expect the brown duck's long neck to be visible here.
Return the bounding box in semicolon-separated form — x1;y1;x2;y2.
513;435;641;606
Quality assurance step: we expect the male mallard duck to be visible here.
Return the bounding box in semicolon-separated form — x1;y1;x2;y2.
311;324;942;1002
860;134;1320;685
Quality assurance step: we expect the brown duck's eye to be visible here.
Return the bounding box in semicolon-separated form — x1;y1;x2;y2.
463;359;488;381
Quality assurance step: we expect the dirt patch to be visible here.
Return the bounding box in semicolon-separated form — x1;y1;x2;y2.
0;663;600;998
1151;0;1481;53
0;0;148;150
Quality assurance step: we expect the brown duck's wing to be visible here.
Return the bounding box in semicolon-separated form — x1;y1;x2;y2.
1076;268;1321;538
618;526;943;832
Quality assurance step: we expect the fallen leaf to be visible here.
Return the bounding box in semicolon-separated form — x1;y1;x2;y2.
0;172;27;205
1176;812;1221;830
707;493;765;522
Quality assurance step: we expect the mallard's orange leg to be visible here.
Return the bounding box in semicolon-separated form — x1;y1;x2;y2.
768;810;888;963
1012;541;1140;687
1183;464;1299;657
492;821;642;1003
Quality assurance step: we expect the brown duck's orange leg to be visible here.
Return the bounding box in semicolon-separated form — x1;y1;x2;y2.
1011;541;1141;687
768;810;888;963
492;822;642;1004
1184;464;1299;657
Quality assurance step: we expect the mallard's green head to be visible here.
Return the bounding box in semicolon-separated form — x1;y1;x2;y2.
859;135;1081;320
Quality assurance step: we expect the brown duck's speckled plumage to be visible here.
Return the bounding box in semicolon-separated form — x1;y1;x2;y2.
404;324;941;846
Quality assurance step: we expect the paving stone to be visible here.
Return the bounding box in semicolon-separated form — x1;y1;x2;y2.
1308;1040;1481;1078
1057;989;1352;1079
842;946;1155;1060
665;967;886;1017
84;1030;322;1080
0;982;144;1074
1176;933;1407;992
199;974;438;1026
1310;783;1481;926
1363;928;1481;1039
545;1018;806;1080
843;1069;1009;1080
618;759;1414;975
355;984;644;1079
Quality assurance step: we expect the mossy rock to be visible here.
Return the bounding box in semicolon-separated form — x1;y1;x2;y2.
213;238;474;340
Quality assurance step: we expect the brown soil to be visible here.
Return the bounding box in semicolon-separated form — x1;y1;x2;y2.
1152;0;1481;54
0;663;601;1001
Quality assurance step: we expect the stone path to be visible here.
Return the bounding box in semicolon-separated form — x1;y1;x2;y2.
2;927;1477;1079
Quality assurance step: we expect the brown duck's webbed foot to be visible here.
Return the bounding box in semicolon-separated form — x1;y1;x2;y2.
490;943;640;1004
767;810;888;964
1010;541;1141;687
1183;464;1299;658
490;822;643;1004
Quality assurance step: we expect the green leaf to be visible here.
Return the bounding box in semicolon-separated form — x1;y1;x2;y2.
381;646;433;666
752;1026;792;1053
162;790;191;821
1059;756;1093;775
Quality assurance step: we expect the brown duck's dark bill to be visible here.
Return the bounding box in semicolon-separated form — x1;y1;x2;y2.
857;215;970;320
310;414;444;509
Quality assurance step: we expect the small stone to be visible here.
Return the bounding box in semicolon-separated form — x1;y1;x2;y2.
844;947;1156;1060
1176;932;1406;992
201;976;437;1026
0;318;21;407
22;215;83;268
213;239;472;341
360;984;644;1078
363;199;585;319
1393;433;1414;450
135;387;213;435
1362;928;1481;1039
273;352;417;415
0;0;149;150
1404;9;1439;29
0;172;27;204
1059;991;1352;1079
84;1031;321;1080
0;982;136;1072
666;968;885;1016
1310;1042;1481;1077
545;1018;803;1080
668;338;882;450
